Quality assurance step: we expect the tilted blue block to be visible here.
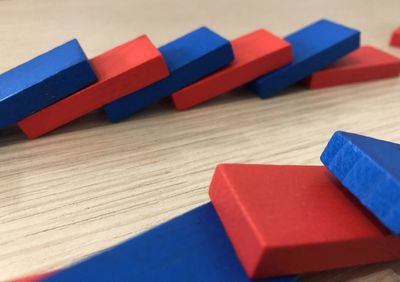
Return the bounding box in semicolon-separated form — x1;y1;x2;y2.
103;27;234;122
43;203;297;282
0;39;97;128
321;131;400;234
248;19;360;98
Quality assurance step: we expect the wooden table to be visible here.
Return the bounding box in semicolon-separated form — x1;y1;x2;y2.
1;0;399;281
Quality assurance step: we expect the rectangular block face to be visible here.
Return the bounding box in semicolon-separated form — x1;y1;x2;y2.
171;29;292;110
321;131;400;235
248;19;360;98
103;27;234;122
0;39;97;128
305;46;400;88
42;203;296;282
390;27;400;48
17;36;169;138
209;164;400;278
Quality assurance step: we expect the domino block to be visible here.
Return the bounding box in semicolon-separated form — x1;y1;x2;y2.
171;29;292;110
321;131;400;234
103;27;234;122
0;40;96;128
17;36;169;139
305;46;400;88
41;203;297;282
390;27;400;48
248;19;360;98
8;272;53;282
209;164;400;278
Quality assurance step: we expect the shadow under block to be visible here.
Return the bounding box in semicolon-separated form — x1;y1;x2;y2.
209;164;400;279
171;29;292;110
321;131;400;235
390;27;400;48
305;46;400;88
0;39;96;129
103;27;234;122
41;203;297;282
17;36;169;139
248;19;360;98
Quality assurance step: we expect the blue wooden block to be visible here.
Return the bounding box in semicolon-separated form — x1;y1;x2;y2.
248;19;360;98
43;203;297;282
321;131;400;234
0;39;97;128
103;27;234;122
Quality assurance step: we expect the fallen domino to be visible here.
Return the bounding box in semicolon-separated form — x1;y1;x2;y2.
171;29;292;110
390;27;400;48
209;164;400;278
0;39;96;129
248;19;360;98
17;35;169;139
305;46;400;89
103;27;234;122
321;131;400;235
41;203;296;282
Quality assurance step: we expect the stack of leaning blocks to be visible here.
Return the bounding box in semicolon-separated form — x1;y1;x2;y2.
19;131;400;282
0;19;398;138
2;19;400;281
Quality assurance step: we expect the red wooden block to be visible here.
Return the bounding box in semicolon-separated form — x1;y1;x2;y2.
8;272;52;282
171;29;292;110
390;27;400;48
209;164;400;279
18;35;169;139
305;46;400;89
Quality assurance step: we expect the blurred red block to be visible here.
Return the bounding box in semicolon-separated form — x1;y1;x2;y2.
8;272;52;282
305;45;400;89
209;164;400;279
171;29;292;110
18;35;169;139
390;27;400;48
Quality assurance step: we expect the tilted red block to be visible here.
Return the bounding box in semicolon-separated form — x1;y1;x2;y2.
305;45;400;89
18;35;169;138
390;27;400;48
171;29;292;110
209;164;400;278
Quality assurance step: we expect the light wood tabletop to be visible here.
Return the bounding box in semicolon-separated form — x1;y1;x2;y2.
1;0;400;281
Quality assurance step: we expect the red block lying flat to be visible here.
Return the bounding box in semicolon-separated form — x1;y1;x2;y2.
171;29;292;110
305;45;400;89
18;36;169;139
9;272;52;282
390;27;400;48
209;164;400;279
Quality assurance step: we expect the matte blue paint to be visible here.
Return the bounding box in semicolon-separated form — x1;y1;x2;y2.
248;19;360;98
321;131;400;234
103;27;234;122
0;39;97;128
43;203;297;282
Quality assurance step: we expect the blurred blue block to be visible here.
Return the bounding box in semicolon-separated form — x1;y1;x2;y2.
103;27;234;122
321;131;400;234
0;39;96;128
43;203;297;282
248;19;360;98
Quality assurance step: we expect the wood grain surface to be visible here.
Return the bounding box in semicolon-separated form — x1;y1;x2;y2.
0;0;399;281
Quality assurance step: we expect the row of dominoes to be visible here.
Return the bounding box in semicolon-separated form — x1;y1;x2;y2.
11;130;400;281
1;20;399;139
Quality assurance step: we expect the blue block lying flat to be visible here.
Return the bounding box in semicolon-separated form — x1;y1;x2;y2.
321;131;400;234
103;27;234;122
0;39;96;128
43;203;297;282
248;19;360;98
